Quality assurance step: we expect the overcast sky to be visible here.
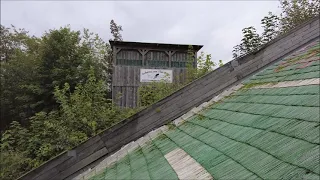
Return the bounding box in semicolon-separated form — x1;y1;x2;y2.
1;1;281;63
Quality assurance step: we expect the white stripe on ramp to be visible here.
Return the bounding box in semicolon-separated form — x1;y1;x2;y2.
251;78;320;89
164;148;213;180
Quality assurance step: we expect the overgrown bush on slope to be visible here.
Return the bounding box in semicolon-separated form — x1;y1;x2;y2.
0;68;134;180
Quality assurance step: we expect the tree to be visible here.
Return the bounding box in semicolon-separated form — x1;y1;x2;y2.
0;25;42;130
53;67;126;137
232;0;319;59
0;25;30;62
196;52;215;78
0;25;110;131
232;26;262;58
218;60;224;67
279;0;320;33
138;81;182;107
186;45;197;83
261;12;280;44
232;44;243;59
0;67;131;180
35;26;111;115
138;49;222;107
107;19;124;97
110;19;123;41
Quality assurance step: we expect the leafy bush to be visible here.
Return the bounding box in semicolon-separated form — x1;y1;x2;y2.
138;48;223;107
138;81;183;107
0;68;132;179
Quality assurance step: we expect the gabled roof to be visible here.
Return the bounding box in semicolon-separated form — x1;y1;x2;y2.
81;38;320;180
109;40;203;51
19;17;319;180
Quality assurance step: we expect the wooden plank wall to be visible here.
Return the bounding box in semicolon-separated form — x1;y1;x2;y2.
112;49;142;108
112;49;190;108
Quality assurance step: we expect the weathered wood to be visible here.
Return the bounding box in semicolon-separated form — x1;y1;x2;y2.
112;45;196;108
53;147;109;180
19;17;319;180
117;46;196;53
165;51;176;67
116;48;121;54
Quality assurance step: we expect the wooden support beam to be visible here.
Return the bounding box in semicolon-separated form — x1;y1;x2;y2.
165;51;176;67
194;51;197;68
138;49;149;66
116;48;122;54
118;46;185;53
112;46;117;105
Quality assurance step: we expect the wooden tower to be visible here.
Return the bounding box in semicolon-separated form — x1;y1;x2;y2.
109;40;203;108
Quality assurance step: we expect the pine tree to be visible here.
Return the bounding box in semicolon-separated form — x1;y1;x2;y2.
232;26;262;58
261;12;280;44
232;0;319;59
280;0;320;33
110;19;123;41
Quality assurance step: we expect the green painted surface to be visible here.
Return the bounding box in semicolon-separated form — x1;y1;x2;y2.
90;39;320;180
243;40;319;85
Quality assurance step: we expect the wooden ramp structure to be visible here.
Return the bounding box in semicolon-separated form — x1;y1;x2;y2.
18;17;319;180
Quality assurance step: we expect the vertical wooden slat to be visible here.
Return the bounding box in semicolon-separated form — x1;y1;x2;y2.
117;65;122;107
125;66;130;107
120;84;123;107
133;67;137;107
113;47;193;108
128;67;132;108
112;46;116;106
129;86;133;108
133;87;137;108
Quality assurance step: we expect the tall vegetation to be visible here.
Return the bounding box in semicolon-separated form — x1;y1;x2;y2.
0;18;220;179
232;0;319;58
0;20;130;179
110;19;123;41
138;45;222;107
0;25;109;131
1;69;132;179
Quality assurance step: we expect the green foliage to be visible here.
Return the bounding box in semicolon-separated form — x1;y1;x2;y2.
0;23;129;179
240;81;277;90
0;68;130;179
0;25;110;131
1;19;223;179
197;51;216;78
0;25;31;63
110;19;123;41
1;121;29;152
280;0;320;33
197;113;206;120
232;26;262;58
53;67;124;136
38;26;109;113
218;60;224;67
138;80;183;107
138;46;223;107
261;12;280;44
0;151;34;180
232;0;319;58
186;45;221;82
166;123;176;130
186;45;197;83
0;27;42;130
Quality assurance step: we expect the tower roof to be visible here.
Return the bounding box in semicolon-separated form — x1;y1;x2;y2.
109;40;203;51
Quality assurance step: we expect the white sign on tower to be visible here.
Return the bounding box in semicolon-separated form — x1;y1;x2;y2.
140;69;173;83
